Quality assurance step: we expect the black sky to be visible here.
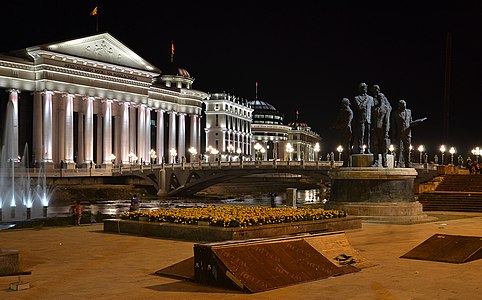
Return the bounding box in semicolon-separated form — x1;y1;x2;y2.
2;0;482;159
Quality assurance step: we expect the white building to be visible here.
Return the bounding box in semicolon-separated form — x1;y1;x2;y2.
286;111;322;161
0;32;207;168
203;93;253;161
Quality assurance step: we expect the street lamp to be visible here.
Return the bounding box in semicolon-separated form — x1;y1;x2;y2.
440;145;446;165
408;145;413;164
449;147;456;165
226;144;234;162
286;143;294;161
210;148;219;163
314;142;320;161
260;147;266;161
472;147;480;163
336;145;343;161
254;142;262;160
110;153;116;165
149;149;157;164
388;144;395;155
188;147;197;163
127;152;137;165
169;148;177;164
236;147;242;161
418;145;424;164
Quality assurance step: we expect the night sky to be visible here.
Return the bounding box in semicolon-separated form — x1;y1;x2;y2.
2;1;482;159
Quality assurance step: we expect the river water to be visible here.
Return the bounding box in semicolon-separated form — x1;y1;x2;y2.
45;188;326;219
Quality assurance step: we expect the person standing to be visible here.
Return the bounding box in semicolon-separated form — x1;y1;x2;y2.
391;100;412;168
370;85;391;167
129;194;140;212
333;98;353;167
353;82;374;154
73;201;83;226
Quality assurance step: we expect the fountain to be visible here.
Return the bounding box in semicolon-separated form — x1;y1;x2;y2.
0;143;54;223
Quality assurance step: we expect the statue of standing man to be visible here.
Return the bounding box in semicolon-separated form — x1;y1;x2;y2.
370;85;391;167
353;82;374;154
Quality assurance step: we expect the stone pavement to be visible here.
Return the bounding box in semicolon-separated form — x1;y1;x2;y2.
1;212;482;300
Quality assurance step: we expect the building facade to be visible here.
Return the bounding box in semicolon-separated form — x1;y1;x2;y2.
286;111;322;161
247;99;290;161
0;33;207;168
203;93;253;161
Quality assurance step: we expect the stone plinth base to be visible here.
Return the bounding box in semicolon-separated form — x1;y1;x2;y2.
351;154;373;167
326;167;430;223
326;201;432;223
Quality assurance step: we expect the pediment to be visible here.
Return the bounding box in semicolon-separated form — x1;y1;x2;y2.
27;32;159;73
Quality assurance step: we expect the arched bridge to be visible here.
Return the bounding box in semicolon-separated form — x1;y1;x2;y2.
112;160;339;197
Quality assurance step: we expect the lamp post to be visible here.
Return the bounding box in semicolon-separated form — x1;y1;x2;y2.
286;143;294;161
418;145;424;164
188;147;197;164
440;145;446;165
110;153;116;165
260;147;266;161
149;149;157;170
336;145;343;162
169;148;177;165
226;144;234;162
254;142;262;161
388;144;395;155
314;142;320;162
472;147;480;163
236;147;242;161
449;147;456;165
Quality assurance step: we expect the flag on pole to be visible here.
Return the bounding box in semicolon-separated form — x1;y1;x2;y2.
171;41;175;62
90;6;98;16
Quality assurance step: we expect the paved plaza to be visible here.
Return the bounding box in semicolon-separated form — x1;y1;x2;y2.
1;212;482;299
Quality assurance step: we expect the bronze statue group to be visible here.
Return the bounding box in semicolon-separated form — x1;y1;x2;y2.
333;82;426;168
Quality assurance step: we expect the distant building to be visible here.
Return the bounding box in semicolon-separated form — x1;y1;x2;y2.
286;111;322;161
203;93;253;161
0;32;206;168
247;99;290;161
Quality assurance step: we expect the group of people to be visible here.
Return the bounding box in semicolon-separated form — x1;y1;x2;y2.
333;82;426;167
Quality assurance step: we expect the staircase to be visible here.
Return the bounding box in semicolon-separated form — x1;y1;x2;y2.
417;174;482;212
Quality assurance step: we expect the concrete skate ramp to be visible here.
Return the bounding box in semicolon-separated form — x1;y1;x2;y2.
401;234;482;264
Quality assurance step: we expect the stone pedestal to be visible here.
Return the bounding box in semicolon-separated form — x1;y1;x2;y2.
326;167;430;223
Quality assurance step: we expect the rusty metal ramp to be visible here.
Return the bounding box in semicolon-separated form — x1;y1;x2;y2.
401;234;482;264
192;232;360;293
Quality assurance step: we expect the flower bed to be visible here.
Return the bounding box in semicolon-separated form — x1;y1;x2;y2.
119;206;347;228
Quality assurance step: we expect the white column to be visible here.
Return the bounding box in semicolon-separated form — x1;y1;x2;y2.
58;95;66;164
84;96;94;164
190;114;197;160
178;113;186;160
129;104;137;158
197;115;202;156
96;114;103;165
77;111;84;164
145;107;151;162
121;102;130;164
168;111;177;163
137;104;146;164
156;109;165;164
63;94;74;163
32;92;43;165
102;99;113;165
6;89;20;162
42;90;53;163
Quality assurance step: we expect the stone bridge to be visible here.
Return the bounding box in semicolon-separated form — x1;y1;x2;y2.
112;160;339;197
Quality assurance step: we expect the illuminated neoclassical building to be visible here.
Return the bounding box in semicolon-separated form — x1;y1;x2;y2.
203;93;253;161
286;111;322;161
0;32;206;168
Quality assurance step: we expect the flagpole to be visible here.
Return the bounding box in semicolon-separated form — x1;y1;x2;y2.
255;81;258;99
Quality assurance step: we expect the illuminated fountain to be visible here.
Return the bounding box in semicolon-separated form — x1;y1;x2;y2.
0;144;53;222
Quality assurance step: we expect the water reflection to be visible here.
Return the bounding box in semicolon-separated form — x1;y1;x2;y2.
46;188;324;218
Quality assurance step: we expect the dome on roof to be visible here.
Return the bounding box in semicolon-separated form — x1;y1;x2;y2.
247;99;277;111
162;63;191;77
288;111;309;128
288;121;308;127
